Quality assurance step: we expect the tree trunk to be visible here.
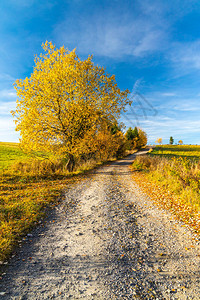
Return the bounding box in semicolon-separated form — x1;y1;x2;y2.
66;154;75;172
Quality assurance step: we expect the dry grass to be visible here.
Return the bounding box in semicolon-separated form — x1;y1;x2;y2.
0;142;107;261
0;141;144;261
131;155;200;234
0;172;89;261
9;158;70;177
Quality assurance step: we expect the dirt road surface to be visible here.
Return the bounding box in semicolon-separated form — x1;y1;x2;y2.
0;152;199;299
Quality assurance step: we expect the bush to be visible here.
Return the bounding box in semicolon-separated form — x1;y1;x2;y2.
10;158;70;177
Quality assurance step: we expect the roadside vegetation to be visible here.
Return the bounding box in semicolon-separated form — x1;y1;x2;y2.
0;126;147;261
132;145;200;234
0;141;107;261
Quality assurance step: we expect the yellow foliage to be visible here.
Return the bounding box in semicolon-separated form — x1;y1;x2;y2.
155;138;162;145
94;123;126;160
12;41;130;161
136;128;148;148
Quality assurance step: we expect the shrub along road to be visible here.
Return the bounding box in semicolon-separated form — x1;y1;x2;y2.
0;152;199;299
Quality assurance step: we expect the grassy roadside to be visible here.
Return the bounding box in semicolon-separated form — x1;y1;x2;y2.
131;146;200;234
0;174;81;261
0;142;101;261
0;142;137;261
0;142;51;172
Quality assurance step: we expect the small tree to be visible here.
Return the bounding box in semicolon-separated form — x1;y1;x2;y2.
132;127;139;139
125;127;135;141
125;127;147;150
125;127;138;150
156;138;162;145
136;128;147;149
178;140;183;145
169;136;174;145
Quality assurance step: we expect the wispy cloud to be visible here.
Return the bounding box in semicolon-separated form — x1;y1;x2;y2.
0;101;16;116
173;101;200;112
0;118;18;142
0;89;16;99
0;100;18;142
54;2;168;59
169;40;200;75
122;89;200;144
137;117;200;144
160;92;176;97
0;73;16;82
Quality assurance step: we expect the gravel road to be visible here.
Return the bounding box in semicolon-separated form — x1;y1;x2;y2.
0;152;200;299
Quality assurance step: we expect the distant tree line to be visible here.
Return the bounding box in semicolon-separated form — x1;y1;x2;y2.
155;137;183;145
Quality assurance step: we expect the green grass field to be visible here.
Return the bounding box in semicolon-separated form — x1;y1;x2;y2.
0;142;51;171
150;144;200;159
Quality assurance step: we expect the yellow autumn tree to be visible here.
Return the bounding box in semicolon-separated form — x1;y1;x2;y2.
125;127;147;150
94;121;126;161
155;138;162;145
12;42;130;170
136;128;147;149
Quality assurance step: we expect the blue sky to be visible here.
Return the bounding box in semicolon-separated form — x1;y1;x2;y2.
0;0;200;144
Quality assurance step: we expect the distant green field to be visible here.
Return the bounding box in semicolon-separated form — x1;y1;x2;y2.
0;142;50;170
150;145;200;159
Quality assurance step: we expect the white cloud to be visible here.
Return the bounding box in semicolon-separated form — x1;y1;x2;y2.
0;118;15;131
54;4;168;59
0;73;16;82
170;40;200;72
0;89;16;99
0;118;19;142
161;92;176;97
167;97;200;112
173;104;200;112
0;101;16;116
0;101;18;142
122;111;200;144
132;30;163;57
